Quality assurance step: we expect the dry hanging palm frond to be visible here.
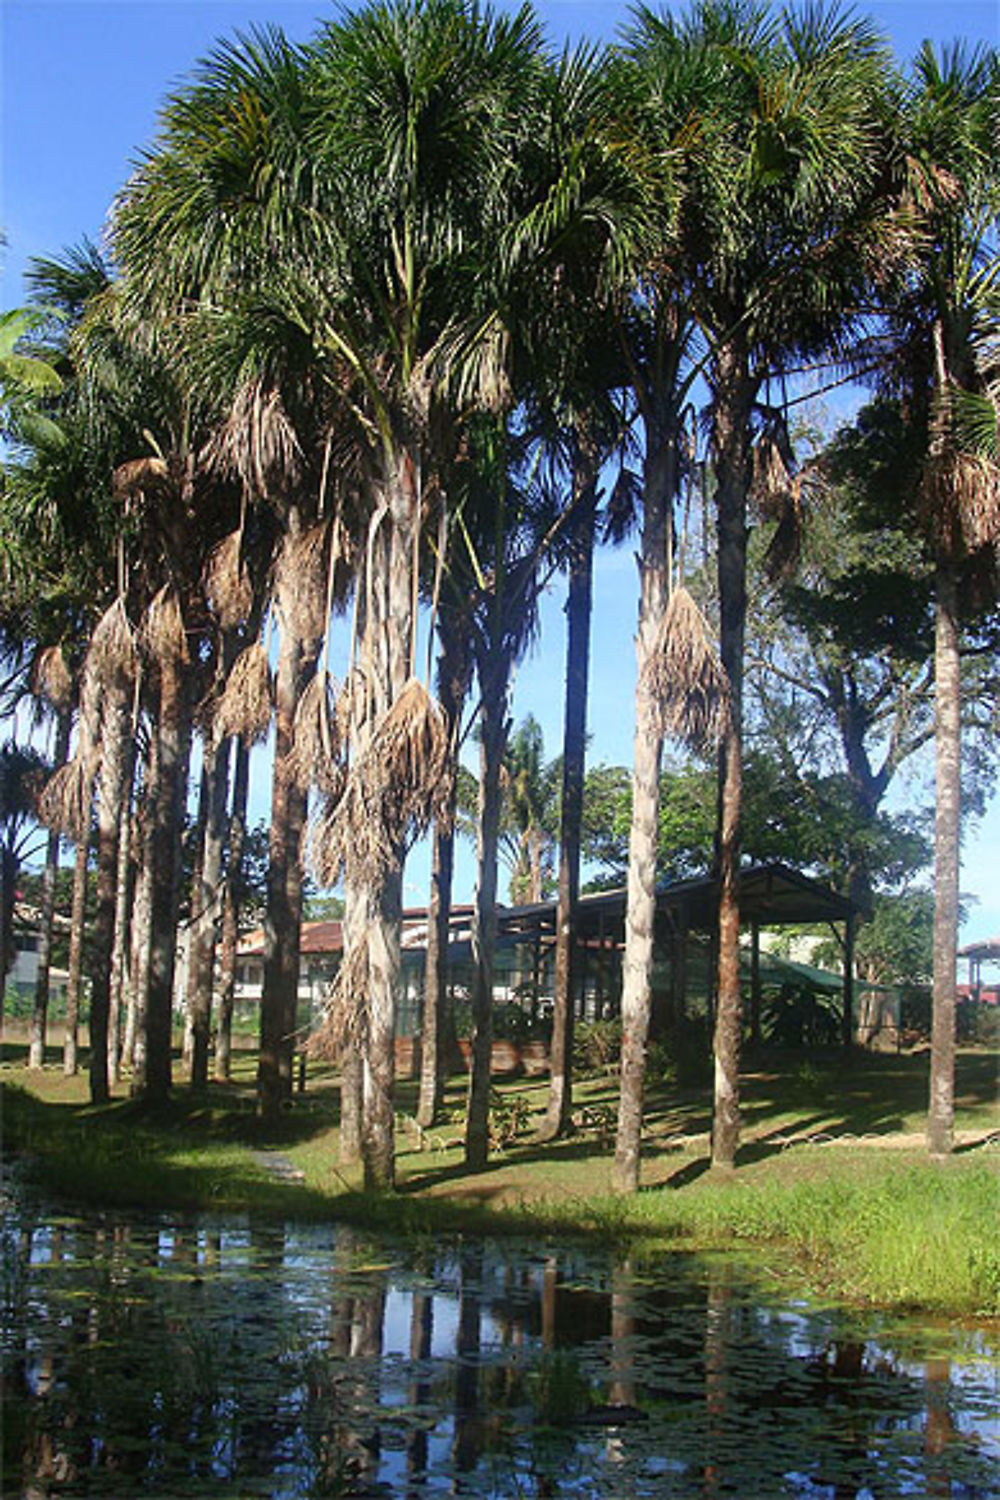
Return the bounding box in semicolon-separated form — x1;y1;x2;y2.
87;597;138;692
32;644;73;711
762;479;804;583
365;676;449;828
311;680;450;887
215;643;272;745
37;752;94;839
112;455;169;501
335;667;370;748
275;521;329;646
311;764;397;888
921;449;1000;554
643;586;730;750
144;585;189;668
286;671;344;796
203;380;302;498
309;786;350;889
750;430;793;522
307;935;370;1061
204;528;254;630
214;643;273;746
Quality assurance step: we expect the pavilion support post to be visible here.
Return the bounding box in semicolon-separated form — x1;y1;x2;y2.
578;922;589;1021
531;929;541;1028
750;921;761;1049
842;912;855;1055
675;906;688;1025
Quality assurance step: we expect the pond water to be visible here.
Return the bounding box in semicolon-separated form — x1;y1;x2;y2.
2;1190;997;1499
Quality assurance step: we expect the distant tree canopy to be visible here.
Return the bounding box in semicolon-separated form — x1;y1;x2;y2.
579;756;931;897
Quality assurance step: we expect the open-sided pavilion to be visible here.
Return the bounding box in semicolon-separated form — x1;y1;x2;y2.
495;860;863;1050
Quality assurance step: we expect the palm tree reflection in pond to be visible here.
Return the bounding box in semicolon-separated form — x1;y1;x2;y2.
3;1208;998;1498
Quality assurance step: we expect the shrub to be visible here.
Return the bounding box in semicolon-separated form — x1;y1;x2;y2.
573;1019;622;1077
488;1089;531;1150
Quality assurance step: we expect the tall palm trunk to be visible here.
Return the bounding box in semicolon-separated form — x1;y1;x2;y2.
417;624;469;1130
63;830;89;1076
181;767;209;1072
214;736;249;1082
339;875;365;1166
613;425;675;1194
107;758;136;1083
364;868;403;1188
362;462;417;1189
541;430;597;1140
29;710;71;1069
88;684;133;1105
126;786;154;1087
143;657;191;1105
258;523;318;1120
465;666;507;1171
189;735;231;1089
928;559;961;1157
710;344;755;1171
417;801;456;1130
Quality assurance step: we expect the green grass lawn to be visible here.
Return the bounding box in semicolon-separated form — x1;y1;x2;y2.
3;1032;998;1317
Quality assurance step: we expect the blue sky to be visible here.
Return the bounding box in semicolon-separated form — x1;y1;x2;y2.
3;0;998;949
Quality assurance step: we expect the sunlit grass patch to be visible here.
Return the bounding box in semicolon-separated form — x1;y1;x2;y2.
4;1045;998;1316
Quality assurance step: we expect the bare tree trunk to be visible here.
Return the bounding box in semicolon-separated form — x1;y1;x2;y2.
189;736;231;1089
361;464;417;1190
339;1048;363;1165
928;560;960;1158
541;430;597;1140
63;831;90;1076
613;430;673;1194
142;658;191;1106
107;765;135;1084
181;765;209;1074
365;870;402;1189
29;711;71;1068
712;715;743;1168
258;542;316;1119
126;789;154;1087
214;736;248;1082
417;623;468;1130
417;811;455;1130
88;685;132;1106
710;346;754;1171
465;673;507;1171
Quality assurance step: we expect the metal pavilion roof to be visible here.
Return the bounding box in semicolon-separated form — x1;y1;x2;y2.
958;937;1000;964
496;860;859;944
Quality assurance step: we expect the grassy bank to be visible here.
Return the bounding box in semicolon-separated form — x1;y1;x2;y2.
3;1040;998;1317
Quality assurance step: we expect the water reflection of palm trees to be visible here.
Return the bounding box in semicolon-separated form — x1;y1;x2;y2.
4;1207;996;1498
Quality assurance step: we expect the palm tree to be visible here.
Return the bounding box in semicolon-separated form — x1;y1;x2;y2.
465;34;643;1147
214;737;251;1083
0;308;63;450
303;0;550;1185
540;424;602;1139
885;42;1000;1156
450;421;559;1170
0;742;47;1027
606;11;710;1194
111;24;315;1115
85;602;138;1105
416;601;472;1129
27;700;71;1068
631;1;891;1169
502;716;558;904
7;245;144;1096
